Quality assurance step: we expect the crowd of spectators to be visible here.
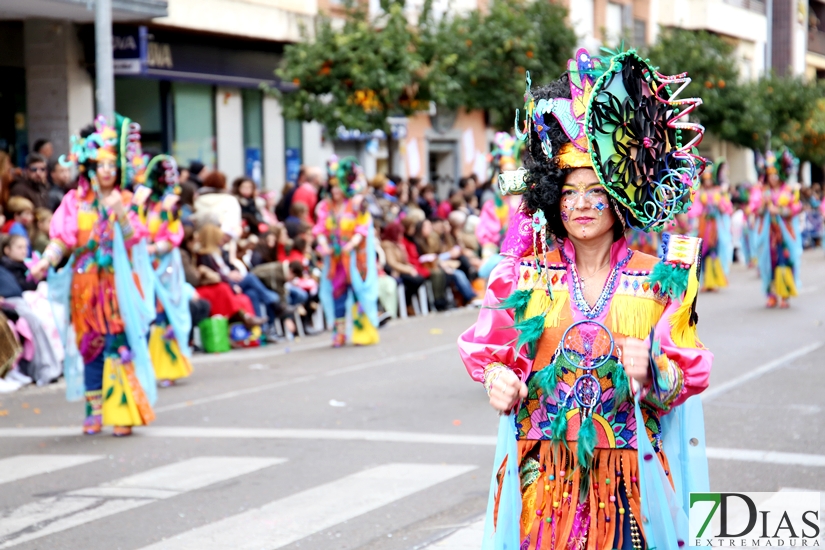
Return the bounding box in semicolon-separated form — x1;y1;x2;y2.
0;141;491;393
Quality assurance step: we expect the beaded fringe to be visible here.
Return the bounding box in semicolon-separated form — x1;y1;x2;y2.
495;441;671;550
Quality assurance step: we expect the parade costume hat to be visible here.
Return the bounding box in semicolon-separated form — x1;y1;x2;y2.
60;114;148;193
327;155;366;198
504;47;708;233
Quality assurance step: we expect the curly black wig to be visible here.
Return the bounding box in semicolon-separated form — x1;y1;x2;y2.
521;74;625;242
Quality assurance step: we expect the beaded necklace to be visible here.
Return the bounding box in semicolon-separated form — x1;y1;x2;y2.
561;246;632;319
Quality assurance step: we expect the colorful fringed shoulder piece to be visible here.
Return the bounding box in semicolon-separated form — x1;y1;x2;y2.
649;234;703;347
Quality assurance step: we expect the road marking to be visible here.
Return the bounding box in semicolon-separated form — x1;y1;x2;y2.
701;342;824;402
705;447;825;468
3;427;825;469
0;455;103;486
420;519;485;549
0;456;284;549
137;463;477;550
0;426;498;445
156;343;457;413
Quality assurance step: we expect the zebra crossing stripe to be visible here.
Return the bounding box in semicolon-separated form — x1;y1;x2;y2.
0;455;104;486
0;456;285;549
138;463;477;550
423;519;485;549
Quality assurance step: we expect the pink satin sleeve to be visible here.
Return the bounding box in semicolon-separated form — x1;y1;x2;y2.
312;200;330;237
153;219;184;248
476;201;502;247
458;255;531;384
656;298;713;408
49;190;80;249
123;206;149;249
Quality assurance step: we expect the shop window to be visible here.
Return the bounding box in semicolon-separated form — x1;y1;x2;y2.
242;89;263;186
284;118;302;185
115;78;162;152
172;82;215;169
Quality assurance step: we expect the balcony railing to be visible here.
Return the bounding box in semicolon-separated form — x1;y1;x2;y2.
810;30;825;56
722;0;767;14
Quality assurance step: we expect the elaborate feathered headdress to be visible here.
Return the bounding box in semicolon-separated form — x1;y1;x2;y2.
327;155;366;198
505;47;708;232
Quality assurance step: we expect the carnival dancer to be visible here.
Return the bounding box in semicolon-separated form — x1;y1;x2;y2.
750;149;803;308
31;117;155;437
458;49;713;549
690;163;733;291
136;155;193;386
314;156;379;347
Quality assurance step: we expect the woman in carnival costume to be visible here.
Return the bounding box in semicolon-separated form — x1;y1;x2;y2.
690;161;733;291
32;116;156;437
458;49;713;549
135;155;193;386
314;156;379;347
749;149;802;308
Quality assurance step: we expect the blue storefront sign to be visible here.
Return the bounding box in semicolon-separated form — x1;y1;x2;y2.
285;147;301;184
113;26;147;75
245;147;262;186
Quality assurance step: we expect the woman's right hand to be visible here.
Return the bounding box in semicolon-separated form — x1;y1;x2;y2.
489;369;528;413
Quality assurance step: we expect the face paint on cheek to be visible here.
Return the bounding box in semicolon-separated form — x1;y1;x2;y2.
595;200;606;216
561;211;569;222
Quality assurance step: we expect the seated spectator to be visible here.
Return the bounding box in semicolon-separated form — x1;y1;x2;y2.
187;161;210;188
32;139;53;161
2;197;34;253
291;166;323;222
232;176;266;234
417;184;437;219
384;219;426;310
416;217;477;307
285;201;310;239
192;224;265;329
0;236;36;292
47;160;73;212
192;171;242;239
32;208;52;254
437;188;463;220
9;154;49;210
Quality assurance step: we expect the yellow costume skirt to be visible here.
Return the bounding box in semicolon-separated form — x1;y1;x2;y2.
102;357;155;427
703;257;728;290
351;307;380;346
149;325;193;381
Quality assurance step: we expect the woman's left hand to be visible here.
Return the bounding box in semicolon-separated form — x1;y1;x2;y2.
616;336;650;386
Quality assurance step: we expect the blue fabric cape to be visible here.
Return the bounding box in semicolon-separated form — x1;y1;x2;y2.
113;228;157;406
152;248;193;358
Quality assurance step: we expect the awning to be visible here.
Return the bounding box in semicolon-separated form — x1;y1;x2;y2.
0;0;167;21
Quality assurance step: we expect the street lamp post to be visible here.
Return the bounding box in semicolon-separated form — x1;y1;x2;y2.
95;0;115;123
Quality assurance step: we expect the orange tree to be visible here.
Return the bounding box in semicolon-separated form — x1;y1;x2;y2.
273;2;446;170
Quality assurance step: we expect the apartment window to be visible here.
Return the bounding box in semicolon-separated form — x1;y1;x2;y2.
632;19;647;47
115;78;162;151
284;118;303;185
605;2;624;47
242;89;263;186
172;82;215;169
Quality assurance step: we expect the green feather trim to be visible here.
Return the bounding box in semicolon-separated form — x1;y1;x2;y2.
546;405;568;444
533;362;558;399
648;261;689;299
490;288;533;323
577;414;597;469
612;363;631;404
514;313;546;359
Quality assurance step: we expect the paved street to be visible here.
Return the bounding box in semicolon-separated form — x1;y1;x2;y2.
0;251;824;550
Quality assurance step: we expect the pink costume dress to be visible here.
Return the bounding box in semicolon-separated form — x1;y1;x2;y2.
458;213;712;549
45;187;153;429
